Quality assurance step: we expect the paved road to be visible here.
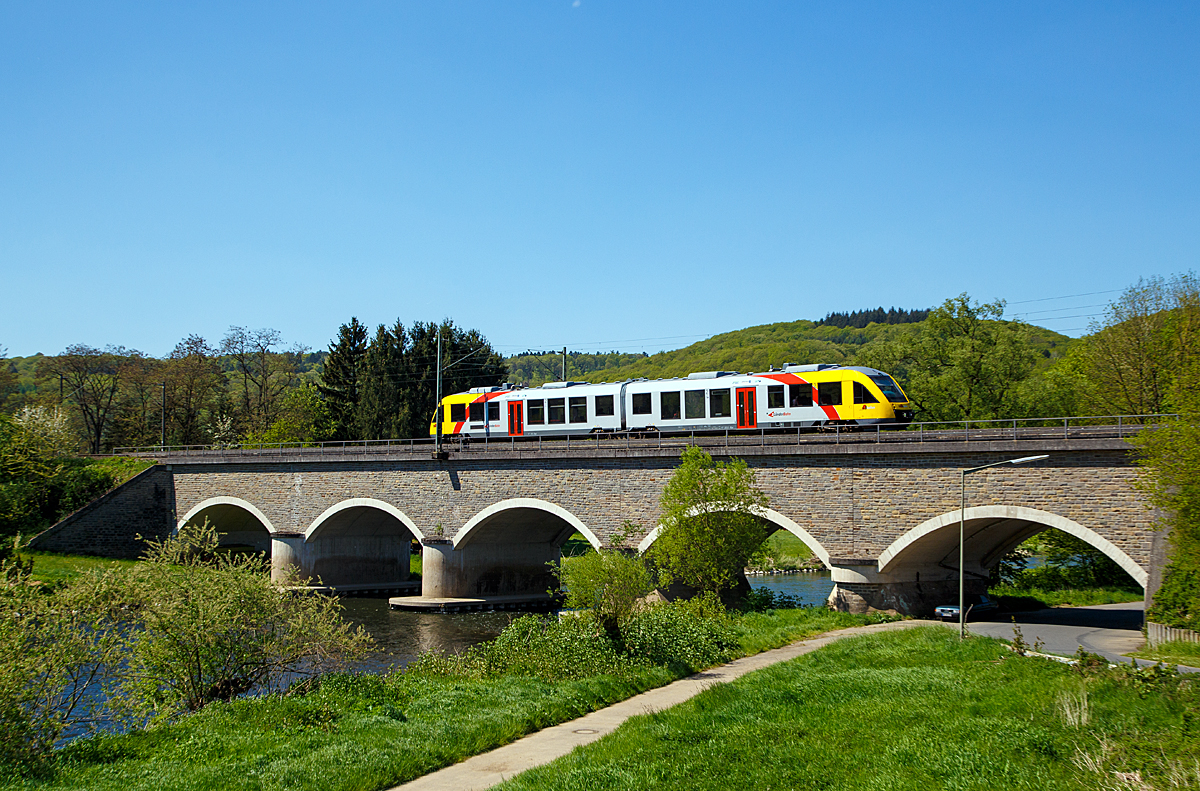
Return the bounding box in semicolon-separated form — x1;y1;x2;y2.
967;601;1198;672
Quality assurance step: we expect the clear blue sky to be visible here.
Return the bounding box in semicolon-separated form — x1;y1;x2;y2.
2;2;1197;358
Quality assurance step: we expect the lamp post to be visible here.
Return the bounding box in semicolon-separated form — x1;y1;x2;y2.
959;454;1049;639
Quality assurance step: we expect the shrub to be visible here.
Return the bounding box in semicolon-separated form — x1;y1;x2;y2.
76;521;374;721
0;571;123;768
555;550;652;635
620;597;739;673
410;614;634;682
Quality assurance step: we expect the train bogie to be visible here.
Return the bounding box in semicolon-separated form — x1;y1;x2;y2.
430;364;913;439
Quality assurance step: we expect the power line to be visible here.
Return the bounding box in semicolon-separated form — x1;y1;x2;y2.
1007;289;1122;306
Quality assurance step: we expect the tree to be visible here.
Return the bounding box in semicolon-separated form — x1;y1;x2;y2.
554;549;652;637
220;327;302;437
1077;273;1200;418
401;320;506;438
0;348;16;413
246;383;333;445
318;318;368;440
356;321;409;440
164;335;225;446
854;294;1037;421
44;345;130;454
648;446;769;596
0;569;123;766
107;352;164;449
354;319;507;440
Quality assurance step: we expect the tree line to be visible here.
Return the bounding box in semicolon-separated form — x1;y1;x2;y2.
0;319;506;454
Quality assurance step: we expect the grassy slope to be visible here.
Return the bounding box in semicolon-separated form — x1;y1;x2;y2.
499;627;1200;791
506;320;1073;386
8;609;878;791
989;585;1144;609
22;552;139;586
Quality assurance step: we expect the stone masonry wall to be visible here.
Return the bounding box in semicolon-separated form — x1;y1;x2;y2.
168;448;1154;572
29;465;176;558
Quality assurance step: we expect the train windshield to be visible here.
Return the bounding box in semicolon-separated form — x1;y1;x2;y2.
870;375;907;403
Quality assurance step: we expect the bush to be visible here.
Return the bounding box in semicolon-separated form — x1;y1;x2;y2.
410;614;634;682
555;550;652;635
75;521;374;721
0;571;123;768
1146;562;1200;629
620;597;739;673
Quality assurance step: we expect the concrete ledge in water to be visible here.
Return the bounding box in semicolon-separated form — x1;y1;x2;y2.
295;581;421;597
389;593;563;613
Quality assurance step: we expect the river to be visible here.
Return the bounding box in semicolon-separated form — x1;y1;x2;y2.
339;572;836;668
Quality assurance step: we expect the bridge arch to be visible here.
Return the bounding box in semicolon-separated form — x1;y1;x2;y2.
306;498;423;541
178;496;274;554
453;498;601;550
636;505;831;568
878;505;1147;588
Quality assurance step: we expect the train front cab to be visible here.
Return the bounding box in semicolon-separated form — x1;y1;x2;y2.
835;368;913;426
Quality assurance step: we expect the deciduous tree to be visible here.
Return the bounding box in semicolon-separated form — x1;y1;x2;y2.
649;446;769;596
854;294;1037;421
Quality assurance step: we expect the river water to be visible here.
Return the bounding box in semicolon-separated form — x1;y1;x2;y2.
339;572;836;668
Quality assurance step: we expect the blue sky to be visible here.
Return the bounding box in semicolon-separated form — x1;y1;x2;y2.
1;2;1197;358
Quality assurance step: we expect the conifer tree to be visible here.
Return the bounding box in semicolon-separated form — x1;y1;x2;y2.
318;318;368;440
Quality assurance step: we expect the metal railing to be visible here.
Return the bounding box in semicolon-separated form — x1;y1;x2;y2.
111;413;1175;460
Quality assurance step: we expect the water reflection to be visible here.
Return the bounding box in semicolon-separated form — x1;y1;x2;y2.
337;598;513;671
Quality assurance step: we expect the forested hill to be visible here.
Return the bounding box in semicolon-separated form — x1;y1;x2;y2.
506;319;1073;386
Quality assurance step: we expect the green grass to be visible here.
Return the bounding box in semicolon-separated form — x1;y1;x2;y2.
21;552;139;587
1130;639;1200;666
85;456;154;485
3;608;882;790
989;584;1143;609
750;531;817;572
497;627;1200;791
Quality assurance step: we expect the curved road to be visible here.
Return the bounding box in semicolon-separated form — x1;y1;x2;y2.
967;601;1199;672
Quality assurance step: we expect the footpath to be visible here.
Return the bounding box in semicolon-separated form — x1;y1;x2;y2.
388;618;933;791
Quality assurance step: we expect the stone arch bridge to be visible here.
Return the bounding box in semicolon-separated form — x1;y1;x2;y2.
31;433;1163;615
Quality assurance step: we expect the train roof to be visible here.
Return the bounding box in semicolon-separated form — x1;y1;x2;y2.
482;364;900;397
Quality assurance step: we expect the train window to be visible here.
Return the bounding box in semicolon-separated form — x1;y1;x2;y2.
632;393;652;414
853;381;878;404
548;398;566;424
767;385;784;409
469;402;484;422
817;382;842;406
487;402;500;421
595;394;615;416
661;391;681;420
789;383;812;407
450;403;466;422
527;400;545;424
870;375;907;403
685;390;705;419
710;388;731;418
569;396;587;423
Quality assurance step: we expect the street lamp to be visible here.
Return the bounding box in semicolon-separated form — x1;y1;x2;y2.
958;454;1049;639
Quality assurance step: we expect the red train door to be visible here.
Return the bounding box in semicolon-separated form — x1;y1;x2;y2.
507;401;524;436
736;387;757;429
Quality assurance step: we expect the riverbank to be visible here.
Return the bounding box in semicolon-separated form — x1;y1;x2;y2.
497;626;1200;791
1;607;884;790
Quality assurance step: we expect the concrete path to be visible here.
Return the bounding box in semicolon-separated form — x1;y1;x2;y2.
386;619;931;791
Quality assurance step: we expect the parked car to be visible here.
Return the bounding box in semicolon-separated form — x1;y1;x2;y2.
934;594;1000;622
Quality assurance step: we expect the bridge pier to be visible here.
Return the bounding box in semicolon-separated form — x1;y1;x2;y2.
828;559;989;615
270;532;411;587
420;537;560;599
